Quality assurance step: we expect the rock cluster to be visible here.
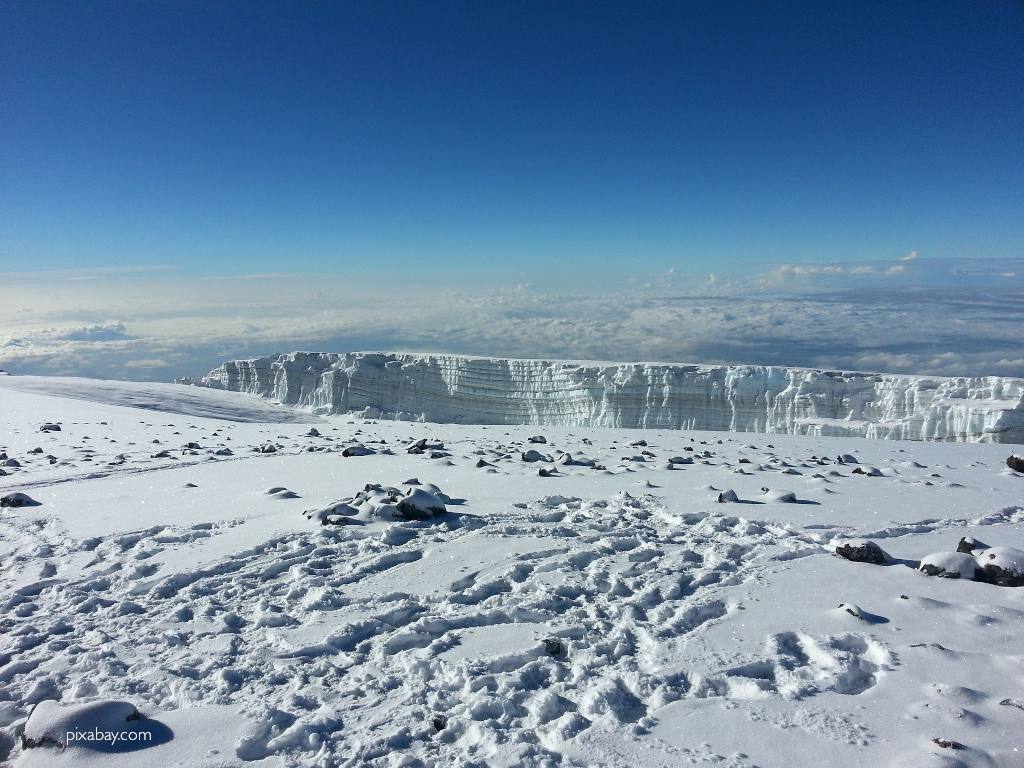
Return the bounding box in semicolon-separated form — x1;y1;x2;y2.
304;481;451;525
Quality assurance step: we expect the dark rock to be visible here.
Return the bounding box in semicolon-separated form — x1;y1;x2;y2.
1007;455;1024;473
931;738;963;750
543;638;564;656
431;714;448;732
1;492;41;508
341;445;375;457
957;536;987;554
528;436;547;444
834;540;889;565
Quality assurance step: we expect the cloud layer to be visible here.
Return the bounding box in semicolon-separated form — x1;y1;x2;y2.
2;259;1022;381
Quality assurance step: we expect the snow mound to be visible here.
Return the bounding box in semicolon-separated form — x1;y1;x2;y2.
762;488;798;503
21;699;160;750
919;552;977;579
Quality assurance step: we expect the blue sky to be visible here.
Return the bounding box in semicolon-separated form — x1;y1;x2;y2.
3;0;1022;278
2;2;1023;379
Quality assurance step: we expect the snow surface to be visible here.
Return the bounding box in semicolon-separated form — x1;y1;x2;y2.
1;376;1024;767
181;351;1024;442
0;375;321;423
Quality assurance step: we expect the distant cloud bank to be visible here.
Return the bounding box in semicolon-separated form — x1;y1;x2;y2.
2;258;1022;381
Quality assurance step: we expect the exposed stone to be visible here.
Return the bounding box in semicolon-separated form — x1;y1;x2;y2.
834;540;889;565
1;492;41;508
957;536;987;554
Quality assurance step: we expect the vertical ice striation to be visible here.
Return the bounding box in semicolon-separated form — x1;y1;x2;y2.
178;352;1024;443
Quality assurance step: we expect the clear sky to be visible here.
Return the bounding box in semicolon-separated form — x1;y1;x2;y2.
3;2;1024;381
3;0;1022;279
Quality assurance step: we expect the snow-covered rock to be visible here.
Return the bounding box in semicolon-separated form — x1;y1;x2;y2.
918;552;977;579
851;465;884;477
179;351;1024;442
396;488;447;519
762;488;798;503
974;546;1024;586
21;699;141;749
341;444;375;457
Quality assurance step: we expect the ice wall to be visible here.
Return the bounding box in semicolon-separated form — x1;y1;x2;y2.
178;352;1024;443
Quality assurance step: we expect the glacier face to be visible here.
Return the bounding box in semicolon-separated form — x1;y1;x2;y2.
178;352;1024;443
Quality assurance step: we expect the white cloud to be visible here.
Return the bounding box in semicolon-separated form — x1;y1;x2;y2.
2;260;1023;380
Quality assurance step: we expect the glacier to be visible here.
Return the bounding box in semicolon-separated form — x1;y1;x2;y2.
177;352;1024;443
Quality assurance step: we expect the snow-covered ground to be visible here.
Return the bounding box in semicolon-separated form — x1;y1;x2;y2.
1;375;1022;767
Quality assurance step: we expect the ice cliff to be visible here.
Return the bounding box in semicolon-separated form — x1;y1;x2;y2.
178;352;1024;443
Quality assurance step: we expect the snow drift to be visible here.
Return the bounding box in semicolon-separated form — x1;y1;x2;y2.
178;352;1024;443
